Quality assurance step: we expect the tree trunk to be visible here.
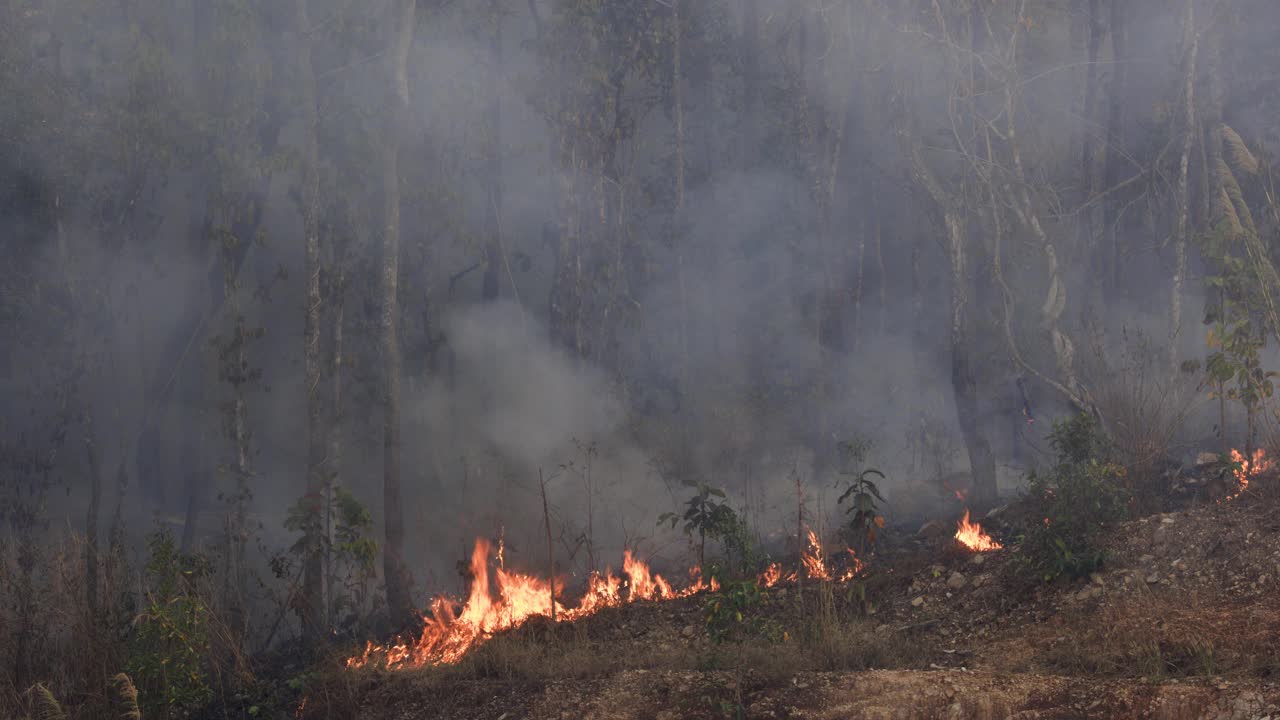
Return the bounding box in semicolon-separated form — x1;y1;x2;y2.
1171;0;1198;371
327;261;346;627
83;406;103;618
907;140;998;511
1082;0;1104;315
381;0;418;630
482;0;503;303
295;0;327;644
1101;0;1128;296
740;0;759;170
224;257;251;640
944;213;999;512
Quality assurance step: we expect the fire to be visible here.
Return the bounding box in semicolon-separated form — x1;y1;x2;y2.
800;528;831;580
758;562;783;588
955;509;1002;552
347;539;724;670
348;526;873;671
839;548;866;582
1223;448;1270;502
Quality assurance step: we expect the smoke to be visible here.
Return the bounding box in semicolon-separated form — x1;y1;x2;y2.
4;0;1280;617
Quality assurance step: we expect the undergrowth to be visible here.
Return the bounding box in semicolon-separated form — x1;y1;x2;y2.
1016;414;1130;582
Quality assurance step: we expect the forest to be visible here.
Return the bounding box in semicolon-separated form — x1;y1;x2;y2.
3;0;1280;717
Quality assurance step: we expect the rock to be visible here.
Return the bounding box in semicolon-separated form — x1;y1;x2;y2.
1075;586;1098;601
972;574;991;588
911;596;925;607
1196;451;1219;466
918;520;948;537
1139;554;1155;563
947;572;967;590
1090;572;1104;586
1146;573;1160;584
681;625;696;639
1160;516;1176;524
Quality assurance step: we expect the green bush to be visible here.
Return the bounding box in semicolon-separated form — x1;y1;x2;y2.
703;580;780;644
659;484;757;577
125;529;214;718
1017;414;1130;582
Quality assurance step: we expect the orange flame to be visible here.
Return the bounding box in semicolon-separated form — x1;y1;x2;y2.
348;539;724;670
348;525;875;671
800;528;831;581
955;509;1002;552
1223;448;1270;502
758;562;783;588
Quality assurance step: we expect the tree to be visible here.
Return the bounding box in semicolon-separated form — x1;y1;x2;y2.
295;0;329;643
380;0;419;630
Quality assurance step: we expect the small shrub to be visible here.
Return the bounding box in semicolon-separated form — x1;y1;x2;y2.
1016;414;1129;581
836;468;885;554
125;529;215;718
660;484;756;576
704;580;779;644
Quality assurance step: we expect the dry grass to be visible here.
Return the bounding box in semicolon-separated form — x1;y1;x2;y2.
360;583;927;693
0;528;260;719
1039;588;1280;681
1083;331;1200;511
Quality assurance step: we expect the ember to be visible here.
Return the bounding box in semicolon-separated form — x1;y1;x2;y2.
955;509;1002;552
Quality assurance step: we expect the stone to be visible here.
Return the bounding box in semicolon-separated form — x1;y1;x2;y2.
1146;573;1160;584
969;553;987;566
1196;451;1219;466
946;572;967;590
911;596;925;607
681;625;696;638
1090;572;1104;586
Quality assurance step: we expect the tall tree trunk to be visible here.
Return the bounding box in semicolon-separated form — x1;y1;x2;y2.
295;0;327;644
908;143;998;510
1171;0;1198;371
1082;0;1105;315
223;252;251;640
83;406;103;618
740;0;759;170
381;0;418;630
326;261;346;626
945;213;998;512
482;0;503;302
1101;0;1128;296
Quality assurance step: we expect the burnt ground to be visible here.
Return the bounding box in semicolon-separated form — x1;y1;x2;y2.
332;478;1280;720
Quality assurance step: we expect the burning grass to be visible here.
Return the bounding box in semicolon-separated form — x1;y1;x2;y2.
954;510;1002;552
1222;448;1271;502
348;528;865;672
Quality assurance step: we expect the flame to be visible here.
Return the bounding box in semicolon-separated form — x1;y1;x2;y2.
348;539;726;670
1223;448;1270;502
955;509;1002;552
838;548;866;582
800;528;831;581
348;527;873;671
758;562;783;588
